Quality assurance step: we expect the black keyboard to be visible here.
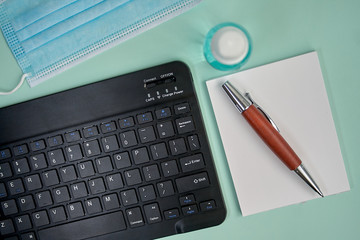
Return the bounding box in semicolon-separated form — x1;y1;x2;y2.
0;62;226;240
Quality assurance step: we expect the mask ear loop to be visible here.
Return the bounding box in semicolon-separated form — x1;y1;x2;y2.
0;73;29;96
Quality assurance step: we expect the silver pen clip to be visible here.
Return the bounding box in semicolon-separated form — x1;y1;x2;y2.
245;92;280;133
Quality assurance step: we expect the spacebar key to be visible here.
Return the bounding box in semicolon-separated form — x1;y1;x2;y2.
38;211;126;240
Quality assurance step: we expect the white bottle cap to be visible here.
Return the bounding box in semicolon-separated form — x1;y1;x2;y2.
204;23;251;71
211;26;249;65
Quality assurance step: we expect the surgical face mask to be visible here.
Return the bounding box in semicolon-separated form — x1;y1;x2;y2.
0;0;202;94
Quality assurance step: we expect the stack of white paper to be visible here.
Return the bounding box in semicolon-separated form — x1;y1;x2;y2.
206;52;350;216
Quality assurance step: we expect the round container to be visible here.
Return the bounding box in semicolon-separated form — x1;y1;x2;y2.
204;22;251;71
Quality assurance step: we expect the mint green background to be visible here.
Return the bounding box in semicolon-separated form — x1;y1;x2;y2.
1;0;360;239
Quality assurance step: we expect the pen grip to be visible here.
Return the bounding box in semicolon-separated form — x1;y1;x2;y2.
242;105;302;170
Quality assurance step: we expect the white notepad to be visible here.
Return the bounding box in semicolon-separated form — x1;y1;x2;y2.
206;52;350;216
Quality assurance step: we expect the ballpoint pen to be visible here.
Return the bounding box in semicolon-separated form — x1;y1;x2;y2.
222;81;324;197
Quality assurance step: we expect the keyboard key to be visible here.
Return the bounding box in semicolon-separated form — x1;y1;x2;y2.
103;193;120;210
0;162;12;179
179;154;205;173
85;198;102;214
137;112;153;124
49;206;67;223
68;202;84;219
200;200;216;211
182;204;198;216
89;178;106;194
13;144;29;156
138;126;156;143
13;158;30;175
60;165;77;182
95;156;113;173
53;186;70;203
0;219;15;235
83;140;101;157
24;174;42;191
175;116;195;134
164;209;179;220
126;207;144;228
47;135;63;147
119;117;134;129
32;210;50;227
157;181;175;197
120;189;138;206
71;182;88;199
143;165;160;182
18;195;35;211
155;107;172;119
35;191;53;207
144;203;161;224
42;170;60;186
150;143;168;160
157;121;175;139
15;214;32;231
169;138;187;156
0;183;7;198
161;160;179;177
78;161;95;178
65;130;81;142
138;185;156;202
113;152;131;169
1;199;18;215
176;172;210;193
48;149;65;166
132;147;150;165
0;148;11;160
66;144;83;161
179;194;195;206
101;135;120;153
38;211;126;240
29;153;47;170
29;140;46;151
174;102;190;115
8;178;25;195
124;169;142;186
21;232;36;240
101;121;117;133
83;126;99;138
119;131;138;148
188;135;200;151
106;173;124;190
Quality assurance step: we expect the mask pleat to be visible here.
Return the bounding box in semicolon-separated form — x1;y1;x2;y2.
16;0;105;42
0;0;202;87
10;0;78;32
20;0;131;53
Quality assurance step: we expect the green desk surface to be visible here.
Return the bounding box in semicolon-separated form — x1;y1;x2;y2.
1;0;359;239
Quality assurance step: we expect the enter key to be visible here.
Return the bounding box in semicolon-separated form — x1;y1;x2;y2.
179;154;205;173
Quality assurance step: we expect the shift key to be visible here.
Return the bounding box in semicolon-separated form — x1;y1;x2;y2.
176;172;210;193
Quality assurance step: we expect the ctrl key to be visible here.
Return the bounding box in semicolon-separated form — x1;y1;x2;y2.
0;219;15;235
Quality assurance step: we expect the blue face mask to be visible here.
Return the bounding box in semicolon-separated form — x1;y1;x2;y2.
0;0;202;90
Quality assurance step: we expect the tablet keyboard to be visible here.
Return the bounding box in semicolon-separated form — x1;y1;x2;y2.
0;62;226;240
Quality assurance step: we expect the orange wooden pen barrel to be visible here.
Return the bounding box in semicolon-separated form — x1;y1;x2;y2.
242;105;302;170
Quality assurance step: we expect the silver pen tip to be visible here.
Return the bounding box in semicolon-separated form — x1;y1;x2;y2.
294;164;324;198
